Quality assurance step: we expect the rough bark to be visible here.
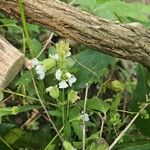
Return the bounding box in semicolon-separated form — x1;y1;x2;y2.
0;35;24;88
1;0;150;68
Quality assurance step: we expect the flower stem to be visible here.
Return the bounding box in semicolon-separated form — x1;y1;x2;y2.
83;83;89;150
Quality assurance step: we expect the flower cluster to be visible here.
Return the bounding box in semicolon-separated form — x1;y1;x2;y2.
55;69;76;89
32;41;77;90
32;58;45;80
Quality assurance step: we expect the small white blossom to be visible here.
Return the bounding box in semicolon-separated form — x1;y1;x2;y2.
59;80;68;89
35;64;45;80
68;75;77;86
65;51;71;58
55;69;77;89
55;69;62;80
46;86;53;93
32;58;40;67
49;54;59;60
81;113;89;122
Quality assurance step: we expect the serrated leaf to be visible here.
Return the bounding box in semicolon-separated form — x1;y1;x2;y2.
73;49;117;89
80;97;110;114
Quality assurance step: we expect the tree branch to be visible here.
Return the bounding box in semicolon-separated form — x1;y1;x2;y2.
1;0;150;68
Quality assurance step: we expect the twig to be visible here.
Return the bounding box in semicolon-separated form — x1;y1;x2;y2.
109;102;149;150
21;109;40;129
36;32;54;58
99;113;106;138
83;83;89;150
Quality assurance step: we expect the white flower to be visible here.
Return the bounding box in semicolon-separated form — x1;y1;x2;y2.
68;75;77;86
55;69;62;80
65;51;71;58
46;86;53;93
55;69;77;89
59;80;68;89
49;54;59;60
81;113;89;122
35;64;45;80
32;58;40;67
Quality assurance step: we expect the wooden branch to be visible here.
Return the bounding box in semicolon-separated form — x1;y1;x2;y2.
0;35;24;88
0;0;150;68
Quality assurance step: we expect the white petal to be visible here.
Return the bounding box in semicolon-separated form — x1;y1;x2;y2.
38;73;45;80
68;76;77;86
82;113;89;122
65;72;72;79
35;65;45;74
35;65;45;80
59;80;68;89
65;51;71;58
46;86;53;93
50;54;59;60
32;58;40;67
55;69;62;80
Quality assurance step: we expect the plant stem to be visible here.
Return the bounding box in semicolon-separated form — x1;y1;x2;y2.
31;73;63;142
18;0;33;56
109;102;149;150
44;126;64;150
0;137;14;150
36;32;54;58
82;83;89;150
99;113;106;138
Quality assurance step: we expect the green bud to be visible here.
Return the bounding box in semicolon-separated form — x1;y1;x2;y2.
11;106;19;115
110;80;124;92
63;141;75;150
42;58;56;71
46;86;59;99
68;90;80;103
56;41;71;59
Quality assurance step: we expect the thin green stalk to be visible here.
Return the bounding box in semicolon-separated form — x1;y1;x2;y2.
18;0;33;56
109;102;150;150
61;89;65;136
36;32;54;58
83;83;89;150
0;137;14;150
31;73;63;142
44;126;64;150
0;88;58;107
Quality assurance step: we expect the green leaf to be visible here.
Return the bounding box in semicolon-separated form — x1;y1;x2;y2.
117;143;150;150
63;141;75;150
64;122;71;140
0;105;40;117
4;128;24;144
31;38;42;58
73;49;117;89
130;64;150;136
81;97;110;114
42;59;56;71
69;106;82;140
74;0;97;12
89;138;109;150
16;71;32;86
